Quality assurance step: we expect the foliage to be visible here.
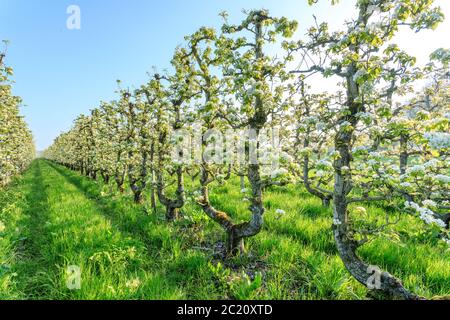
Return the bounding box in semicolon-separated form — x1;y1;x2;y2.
0;45;35;187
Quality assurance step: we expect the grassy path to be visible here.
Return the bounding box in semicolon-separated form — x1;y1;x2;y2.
0;159;449;300
0;160;183;299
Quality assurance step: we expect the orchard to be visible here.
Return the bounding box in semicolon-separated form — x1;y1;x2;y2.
1;0;449;301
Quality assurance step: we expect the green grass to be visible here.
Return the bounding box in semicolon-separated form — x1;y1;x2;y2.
0;159;448;300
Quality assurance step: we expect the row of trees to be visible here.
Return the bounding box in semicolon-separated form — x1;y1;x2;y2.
0;43;35;187
44;1;448;299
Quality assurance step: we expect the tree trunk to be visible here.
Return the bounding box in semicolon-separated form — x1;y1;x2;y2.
133;189;144;204
150;179;157;213
149;142;157;214
135;192;143;204
156;168;184;222
166;206;179;221
399;134;408;175
332;87;418;299
198;167;243;256
240;175;245;190
399;134;413;202
227;228;246;256
116;177;125;193
303;154;332;207
444;213;450;229
333;218;419;299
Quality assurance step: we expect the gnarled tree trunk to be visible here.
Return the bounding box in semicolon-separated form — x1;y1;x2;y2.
101;170;110;184
129;149;148;204
156;166;185;221
331;69;419;300
115;172;125;193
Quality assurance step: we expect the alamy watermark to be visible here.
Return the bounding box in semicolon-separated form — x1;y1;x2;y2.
366;265;382;290
167;125;282;170
66;5;81;30
66;265;81;290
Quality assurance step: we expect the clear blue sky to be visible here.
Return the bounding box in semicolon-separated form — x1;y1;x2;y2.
1;0;448;150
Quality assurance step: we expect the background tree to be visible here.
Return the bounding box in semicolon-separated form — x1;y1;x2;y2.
0;43;35;187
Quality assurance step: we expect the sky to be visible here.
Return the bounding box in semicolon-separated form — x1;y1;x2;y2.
1;0;449;151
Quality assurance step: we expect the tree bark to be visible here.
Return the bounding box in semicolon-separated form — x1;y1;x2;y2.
166;206;180;221
331;65;419;300
198;166;248;256
226;228;246;255
149;142;157;213
133;189;144;204
399;134;413;202
322;197;331;207
115;174;125;193
101;170;110;184
149;170;157;213
156;166;185;221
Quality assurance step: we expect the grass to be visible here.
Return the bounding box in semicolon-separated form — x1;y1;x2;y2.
0;159;448;300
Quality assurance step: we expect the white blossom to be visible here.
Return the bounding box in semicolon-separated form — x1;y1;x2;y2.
406;165;425;174
125;278;141;290
423;158;439;168
317;159;332;167
366;4;381;15
316;122;326;131
424;132;450;150
339;121;352;129
271;168;288;178
422;199;437;208
280;152;293;162
400;182;411;188
434;174;450;184
352;146;369;153
405;201;446;228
